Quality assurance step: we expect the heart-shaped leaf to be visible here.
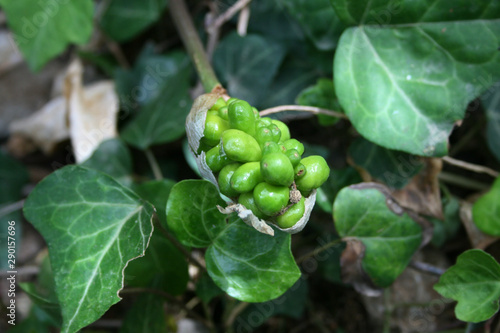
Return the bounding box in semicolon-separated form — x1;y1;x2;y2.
434;249;500;323
333;1;500;156
0;0;94;71
482;81;500;162
333;184;422;287
166;180;301;302
24;166;154;333
473;177;500;236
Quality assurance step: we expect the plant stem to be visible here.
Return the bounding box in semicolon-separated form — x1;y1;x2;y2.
144;148;163;180
0;199;25;218
153;214;206;272
207;0;253;32
409;260;446;276
259;105;348;119
296;239;342;264
169;0;221;93
442;156;499;178
438;171;490;191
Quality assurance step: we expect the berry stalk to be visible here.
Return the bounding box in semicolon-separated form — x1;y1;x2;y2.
169;0;221;93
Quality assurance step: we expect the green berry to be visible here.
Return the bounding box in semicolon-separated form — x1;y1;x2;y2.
294;163;307;179
210;97;227;111
228;100;256;136
221;129;262;163
218;163;241;198
205;144;231;173
260;152;294;187
283;139;304;155
253;182;290;216
295;155;330;193
271;120;290;142
204;113;230;146
218;106;229;120
284;149;301;167
276;197;305;228
230;162;263;193
262;142;281;155
238;191;269;219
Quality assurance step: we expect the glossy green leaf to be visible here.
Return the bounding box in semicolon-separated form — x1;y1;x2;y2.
214;33;287;106
333;185;422;287
482;81;500;162
120;53;191;149
120;293;168;333
100;0;167;42
233;278;308;331
114;47;189;114
124;231;188;296
166;180;227;248
23;166;154;333
19;282;62;326
434;249;500;323
283;0;345;50
315;166;362;214
330;0;500;26
348;137;423;189
334;20;500;156
133;179;176;228
296;78;343;126
81;139;133;186
0;0;93;71
472;177;500;236
166;180;301;302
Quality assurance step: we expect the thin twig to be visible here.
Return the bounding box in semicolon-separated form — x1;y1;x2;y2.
207;0;253;32
153;215;206;272
144;148;163;180
409;261;446;276
442;156;499;178
225;301;250;329
438;171;491;191
296;239;342;265
259;105;348;119
0;199;25;218
236;5;250;36
0;266;39;278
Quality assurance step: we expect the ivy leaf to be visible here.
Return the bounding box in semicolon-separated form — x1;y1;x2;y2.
482;81;500;162
133;179;176;228
348;137;423;189
100;0;167;42
23;166;154;333
333;184;422;287
315;166;362;214
120;54;191;149
334;9;500;156
283;0;345;50
167;180;301;302
472;177;500;237
434;249;500;323
0;0;93;71
214;33;287;106
166;180;227;248
196;272;223;304
120;293;168;333
81;138;133;186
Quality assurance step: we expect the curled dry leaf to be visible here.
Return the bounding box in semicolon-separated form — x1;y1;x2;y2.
65;60;118;163
185;92;317;236
392;157;443;220
8;59;118;162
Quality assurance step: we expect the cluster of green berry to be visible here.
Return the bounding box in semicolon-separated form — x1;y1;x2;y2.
201;97;330;229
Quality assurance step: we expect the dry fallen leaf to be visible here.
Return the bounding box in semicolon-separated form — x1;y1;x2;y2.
7;59;118;162
65;60;118;163
0;31;23;74
392;158;443;220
